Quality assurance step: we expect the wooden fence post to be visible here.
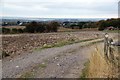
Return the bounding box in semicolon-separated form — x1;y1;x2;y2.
104;33;115;61
104;33;109;59
108;38;114;61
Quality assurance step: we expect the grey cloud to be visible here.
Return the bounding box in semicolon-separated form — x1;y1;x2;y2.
2;0;118;18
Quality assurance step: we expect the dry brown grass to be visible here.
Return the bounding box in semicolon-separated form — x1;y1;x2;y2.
58;27;98;32
4;26;25;29
58;27;80;32
87;45;119;78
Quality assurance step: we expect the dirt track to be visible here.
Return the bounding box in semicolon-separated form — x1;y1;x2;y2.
2;38;103;78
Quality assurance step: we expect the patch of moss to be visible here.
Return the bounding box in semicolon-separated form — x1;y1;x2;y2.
20;72;34;78
39;63;47;68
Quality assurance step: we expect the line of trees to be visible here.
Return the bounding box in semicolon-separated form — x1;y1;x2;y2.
63;18;120;31
25;21;59;33
2;18;120;34
2;28;24;34
2;21;60;34
97;18;120;30
83;18;120;31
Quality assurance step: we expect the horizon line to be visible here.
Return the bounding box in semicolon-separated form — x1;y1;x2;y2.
1;16;118;19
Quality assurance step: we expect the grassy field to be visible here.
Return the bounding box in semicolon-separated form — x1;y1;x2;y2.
58;27;98;32
103;30;120;33
2;25;120;33
3;26;25;29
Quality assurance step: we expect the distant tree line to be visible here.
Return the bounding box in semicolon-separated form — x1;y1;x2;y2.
63;18;120;30
2;28;24;34
2;18;120;34
97;18;120;30
2;21;60;34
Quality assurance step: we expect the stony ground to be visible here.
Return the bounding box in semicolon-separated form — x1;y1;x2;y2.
1;31;118;78
2;38;103;78
1;31;104;58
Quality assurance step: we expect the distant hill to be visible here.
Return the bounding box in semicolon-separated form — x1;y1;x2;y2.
1;17;107;23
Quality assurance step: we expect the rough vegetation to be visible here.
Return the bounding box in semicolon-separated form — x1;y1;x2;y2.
82;44;119;78
2;18;120;34
2;21;60;34
62;18;120;30
97;18;120;31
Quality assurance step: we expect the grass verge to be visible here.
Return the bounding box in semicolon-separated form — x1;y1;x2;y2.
81;44;119;78
35;38;102;51
103;30;120;33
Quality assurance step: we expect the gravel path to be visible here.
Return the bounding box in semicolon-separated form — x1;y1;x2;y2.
2;38;103;78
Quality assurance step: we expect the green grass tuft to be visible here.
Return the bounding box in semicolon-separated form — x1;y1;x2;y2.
80;60;90;78
39;63;47;68
20;72;34;78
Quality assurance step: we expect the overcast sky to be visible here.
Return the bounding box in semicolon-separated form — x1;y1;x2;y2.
0;0;119;18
